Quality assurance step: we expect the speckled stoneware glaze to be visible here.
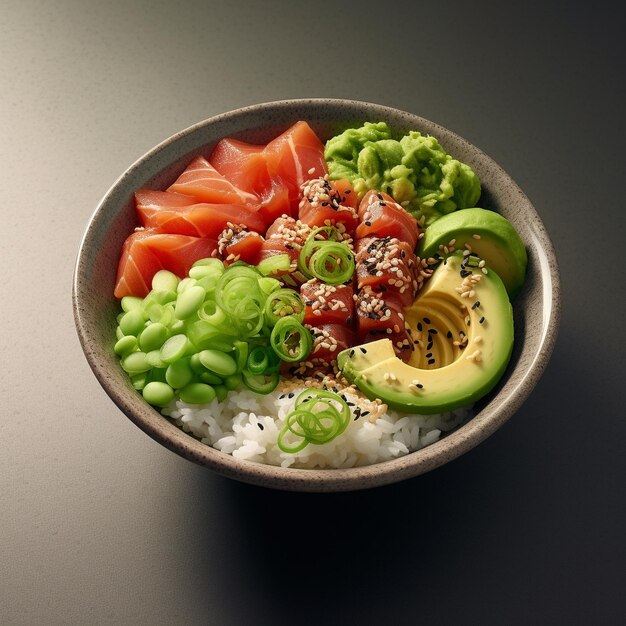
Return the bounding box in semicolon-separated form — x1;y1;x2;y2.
73;99;560;492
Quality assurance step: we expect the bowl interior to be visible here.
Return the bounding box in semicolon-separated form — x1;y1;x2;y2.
73;99;560;492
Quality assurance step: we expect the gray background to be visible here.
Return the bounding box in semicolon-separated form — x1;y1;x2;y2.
2;1;624;624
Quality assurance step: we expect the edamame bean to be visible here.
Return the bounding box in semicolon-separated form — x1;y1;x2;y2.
177;277;198;293
142;381;175;407
192;258;224;271
159;334;188;364
200;371;223;385
175;285;206;320
148;368;167;383
152;270;180;293
146;350;166;368
121;296;143;312
198;349;237;376
214;384;228;402
223;373;242;390
189;265;220;280
179;383;216;404
165;358;194;389
139;322;168;352
116;326;125;341
189;353;205;374
121;351;151;373
119;309;146;336
170;320;185;334
114;335;137;357
131;372;149;390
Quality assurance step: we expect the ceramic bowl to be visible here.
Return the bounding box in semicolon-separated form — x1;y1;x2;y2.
73;99;560;492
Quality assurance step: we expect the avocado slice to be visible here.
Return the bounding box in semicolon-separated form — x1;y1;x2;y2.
337;254;514;414
419;208;527;297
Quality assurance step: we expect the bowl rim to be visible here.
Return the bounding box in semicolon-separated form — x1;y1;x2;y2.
73;98;561;492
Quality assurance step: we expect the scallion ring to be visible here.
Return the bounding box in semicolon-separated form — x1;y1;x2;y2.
270;317;312;362
263;288;305;327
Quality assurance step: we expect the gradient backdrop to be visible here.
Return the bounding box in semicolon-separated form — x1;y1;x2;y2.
2;1;624;624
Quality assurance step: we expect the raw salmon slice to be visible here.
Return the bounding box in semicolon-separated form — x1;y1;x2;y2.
307;324;355;363
356;190;420;250
210;138;270;194
218;225;264;265
137;202;266;239
168;155;258;205
355;287;413;362
134;189;196;225
114;230;219;298
300;281;354;326
258;238;300;266
355;236;418;307
298;178;359;233
257;179;292;225
264;121;327;209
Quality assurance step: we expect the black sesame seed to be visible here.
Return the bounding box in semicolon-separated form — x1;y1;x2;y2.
428;358;435;365
417;384;424;389
345;189;352;194
447;331;453;338
479;317;485;324
401;250;406;258
364;221;372;226
417;322;423;331
360;347;367;354
376;193;383;201
423;317;431;324
427;342;433;350
426;352;433;358
346;316;352;325
288;392;294;399
361;410;370;416
257;423;264;430
279;394;285;399
472;301;481;309
430;329;438;335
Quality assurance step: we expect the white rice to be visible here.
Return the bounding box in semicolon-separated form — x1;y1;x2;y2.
162;380;471;469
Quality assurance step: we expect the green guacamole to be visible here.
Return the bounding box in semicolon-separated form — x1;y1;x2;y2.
324;122;481;226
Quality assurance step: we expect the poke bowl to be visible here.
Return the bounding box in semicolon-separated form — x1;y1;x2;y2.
73;99;560;492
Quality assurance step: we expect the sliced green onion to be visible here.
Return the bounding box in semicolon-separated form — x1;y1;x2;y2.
277;389;350;454
257;254;291;276
233;340;249;373
258;277;282;296
298;227;354;284
247;346;269;375
270;317;312;362
298;226;339;275
241;370;279;395
308;243;354;285
263;288;305;326
187;320;235;352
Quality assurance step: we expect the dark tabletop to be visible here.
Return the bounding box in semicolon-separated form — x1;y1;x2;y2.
2;1;624;624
